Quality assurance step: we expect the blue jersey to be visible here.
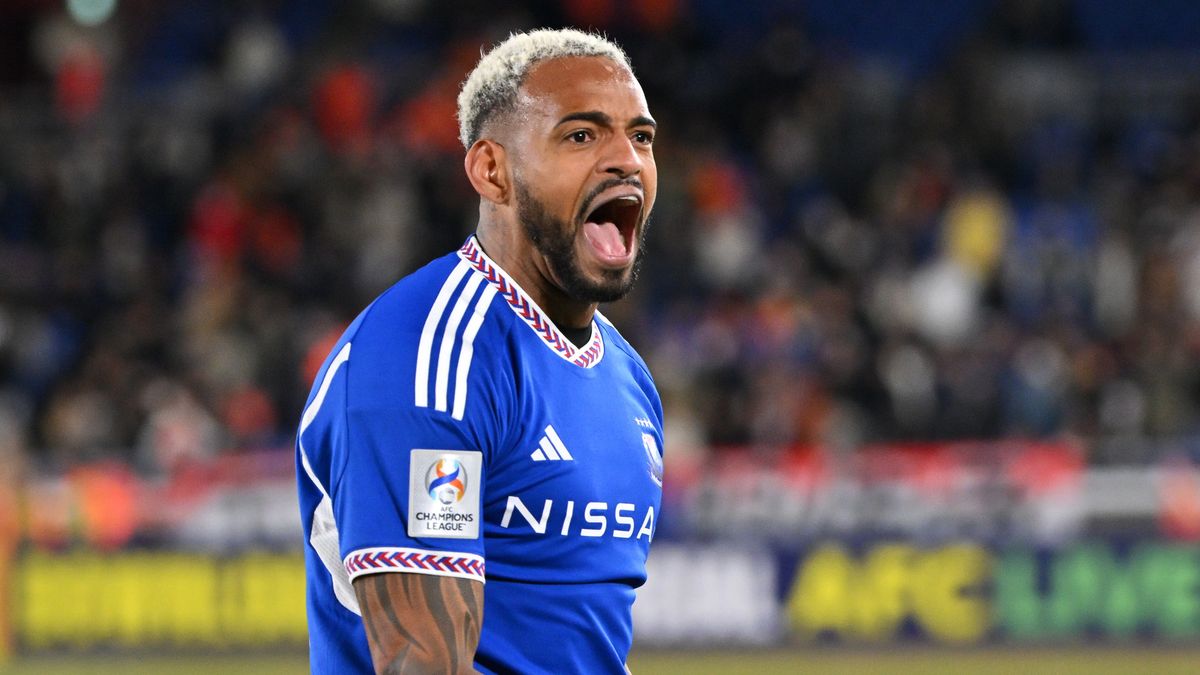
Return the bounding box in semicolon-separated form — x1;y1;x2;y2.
297;236;664;674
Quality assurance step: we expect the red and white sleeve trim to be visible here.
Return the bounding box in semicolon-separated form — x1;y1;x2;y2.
343;547;486;583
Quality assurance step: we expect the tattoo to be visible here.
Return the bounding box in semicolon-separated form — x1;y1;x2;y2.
372;576;419;645
355;573;484;675
421;573;457;671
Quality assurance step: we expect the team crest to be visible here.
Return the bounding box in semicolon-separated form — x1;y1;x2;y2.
642;433;663;487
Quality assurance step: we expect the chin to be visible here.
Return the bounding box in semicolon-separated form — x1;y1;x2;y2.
566;251;641;304
516;178;645;303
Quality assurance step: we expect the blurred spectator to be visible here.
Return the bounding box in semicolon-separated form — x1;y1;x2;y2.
136;380;224;474
3;0;1200;477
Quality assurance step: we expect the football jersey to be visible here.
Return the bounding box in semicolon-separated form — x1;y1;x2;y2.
297;236;665;674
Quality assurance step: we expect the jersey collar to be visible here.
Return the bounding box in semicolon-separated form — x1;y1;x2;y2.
458;236;605;369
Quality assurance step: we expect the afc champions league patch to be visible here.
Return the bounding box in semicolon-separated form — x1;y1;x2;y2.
427;458;467;504
408;449;483;539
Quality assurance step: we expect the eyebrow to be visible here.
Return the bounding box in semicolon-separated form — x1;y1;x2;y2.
555;111;657;129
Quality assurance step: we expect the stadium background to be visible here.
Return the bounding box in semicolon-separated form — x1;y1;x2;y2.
3;0;1200;672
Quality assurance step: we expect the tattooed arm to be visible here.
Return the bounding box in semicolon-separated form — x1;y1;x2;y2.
353;572;484;675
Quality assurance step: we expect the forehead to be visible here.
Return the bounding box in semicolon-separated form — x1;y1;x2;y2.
516;56;649;124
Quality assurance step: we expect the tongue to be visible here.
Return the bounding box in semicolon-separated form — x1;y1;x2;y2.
583;220;626;258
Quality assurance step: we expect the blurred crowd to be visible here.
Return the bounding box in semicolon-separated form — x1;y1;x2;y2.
3;0;1200;476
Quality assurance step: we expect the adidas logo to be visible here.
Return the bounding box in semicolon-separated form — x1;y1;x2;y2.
530;425;573;462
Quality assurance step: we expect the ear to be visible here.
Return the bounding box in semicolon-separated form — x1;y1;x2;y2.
464;139;510;205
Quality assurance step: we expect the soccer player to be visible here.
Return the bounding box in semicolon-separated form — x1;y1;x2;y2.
296;28;664;674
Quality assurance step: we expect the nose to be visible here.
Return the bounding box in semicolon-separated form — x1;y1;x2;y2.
600;134;643;179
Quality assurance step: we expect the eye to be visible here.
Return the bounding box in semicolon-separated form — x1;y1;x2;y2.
632;130;654;145
567;129;594;144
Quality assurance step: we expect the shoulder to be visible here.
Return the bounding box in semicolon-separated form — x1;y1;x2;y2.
352;252;474;339
348;252;499;357
595;310;655;384
344;249;516;417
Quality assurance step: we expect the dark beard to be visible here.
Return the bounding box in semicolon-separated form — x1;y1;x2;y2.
515;179;644;303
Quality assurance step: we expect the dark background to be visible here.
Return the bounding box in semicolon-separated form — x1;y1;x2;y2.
2;0;1200;476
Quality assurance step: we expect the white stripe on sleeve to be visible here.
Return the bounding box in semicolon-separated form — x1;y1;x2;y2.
297;341;359;614
452;284;498;421
415;262;470;408
435;273;484;412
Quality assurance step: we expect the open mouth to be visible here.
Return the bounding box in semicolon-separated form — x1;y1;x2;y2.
581;193;642;264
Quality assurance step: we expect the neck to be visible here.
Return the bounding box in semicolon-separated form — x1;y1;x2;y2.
475;219;597;331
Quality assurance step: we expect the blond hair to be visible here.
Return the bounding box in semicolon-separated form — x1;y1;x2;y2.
456;28;630;149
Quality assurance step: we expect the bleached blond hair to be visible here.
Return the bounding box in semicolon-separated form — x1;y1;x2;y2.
456;28;631;149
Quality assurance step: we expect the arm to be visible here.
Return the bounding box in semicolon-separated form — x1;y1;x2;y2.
353;572;484;675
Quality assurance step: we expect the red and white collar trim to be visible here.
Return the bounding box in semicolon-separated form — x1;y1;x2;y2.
459;236;605;368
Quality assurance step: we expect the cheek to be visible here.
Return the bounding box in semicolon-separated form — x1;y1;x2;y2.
519;162;567;200
536;167;588;214
642;164;659;209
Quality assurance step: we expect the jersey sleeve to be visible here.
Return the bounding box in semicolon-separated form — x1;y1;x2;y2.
302;269;512;586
